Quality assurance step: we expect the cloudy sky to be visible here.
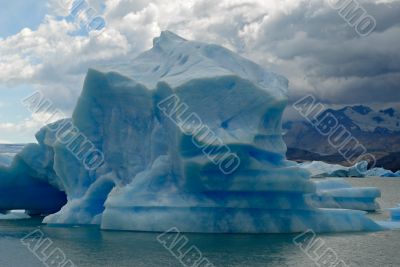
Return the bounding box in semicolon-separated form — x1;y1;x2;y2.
0;0;399;143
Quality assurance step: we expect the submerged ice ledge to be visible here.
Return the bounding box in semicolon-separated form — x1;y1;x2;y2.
0;31;385;233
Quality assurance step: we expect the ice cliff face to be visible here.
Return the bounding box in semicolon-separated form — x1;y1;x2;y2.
0;31;383;232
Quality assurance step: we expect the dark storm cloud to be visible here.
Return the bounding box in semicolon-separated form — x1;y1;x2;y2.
2;0;398;111
251;0;400;106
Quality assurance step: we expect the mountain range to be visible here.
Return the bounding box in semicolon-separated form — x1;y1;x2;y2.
284;105;400;171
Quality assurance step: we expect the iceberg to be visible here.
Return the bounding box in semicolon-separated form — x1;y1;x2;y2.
298;161;368;178
299;161;351;178
0;31;383;233
389;205;400;221
0;127;67;215
375;204;400;230
365;168;400;178
300;160;399;178
308;178;380;211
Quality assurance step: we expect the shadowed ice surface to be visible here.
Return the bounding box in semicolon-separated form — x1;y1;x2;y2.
0;31;385;233
0;179;398;267
0;179;397;266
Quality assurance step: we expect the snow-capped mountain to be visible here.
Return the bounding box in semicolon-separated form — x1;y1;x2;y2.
284;105;400;162
338;106;400;133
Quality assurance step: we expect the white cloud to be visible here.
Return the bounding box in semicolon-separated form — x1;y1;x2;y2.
1;0;399;114
0;119;40;143
0;109;67;143
0;13;130;110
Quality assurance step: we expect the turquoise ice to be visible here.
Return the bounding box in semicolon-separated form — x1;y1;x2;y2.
0;32;383;233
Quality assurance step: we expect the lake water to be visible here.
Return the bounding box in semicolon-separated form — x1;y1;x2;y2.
0;178;399;267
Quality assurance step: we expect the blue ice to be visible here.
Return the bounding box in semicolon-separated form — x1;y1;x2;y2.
0;32;384;233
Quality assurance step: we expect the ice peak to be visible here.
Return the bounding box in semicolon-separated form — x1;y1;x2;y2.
351;105;372;115
99;31;288;98
153;31;187;48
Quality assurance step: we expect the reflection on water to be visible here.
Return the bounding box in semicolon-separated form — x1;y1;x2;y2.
0;178;399;267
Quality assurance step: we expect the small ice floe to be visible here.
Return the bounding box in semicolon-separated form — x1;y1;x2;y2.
376;204;400;230
388;205;400;221
299;160;400;178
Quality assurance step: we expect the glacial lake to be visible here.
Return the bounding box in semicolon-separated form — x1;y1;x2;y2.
0;178;399;267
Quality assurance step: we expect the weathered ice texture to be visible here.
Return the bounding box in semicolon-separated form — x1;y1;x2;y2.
0;32;383;233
